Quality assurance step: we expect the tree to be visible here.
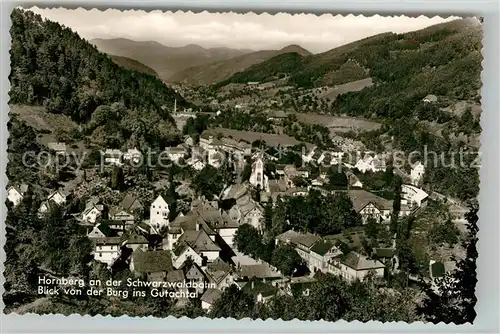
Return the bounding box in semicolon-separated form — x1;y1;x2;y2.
263;199;274;231
209;284;255;319
428;219;460;246
192;165;225;200
304;274;349;321
241;163;252;182
418;206;478;324
271;245;302;276
233;224;262;257
390;176;402;233
365;217;380;239
110;166;125;191
327;166;348;189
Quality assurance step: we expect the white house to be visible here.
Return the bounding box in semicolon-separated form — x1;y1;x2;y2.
82;203;103;224
94;237;122;267
346;171;363;188
172;242;204;269
348;189;393;223
410;161;425;186
38;190;67;216
186;153;206;170
177;228;221;263
211;216;240;247
249;153;269;191
239;202;264;231
150;195;170;231
328;251;385;281
401;184;429;208
7;184;28;207
48;190;67;205
201;288;222;312
309;241;343;273
87;224;110;238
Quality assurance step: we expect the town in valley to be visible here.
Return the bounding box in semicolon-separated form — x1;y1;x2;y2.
5;8;482;323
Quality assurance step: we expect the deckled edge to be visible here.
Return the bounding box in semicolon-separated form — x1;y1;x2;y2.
1;3;486;329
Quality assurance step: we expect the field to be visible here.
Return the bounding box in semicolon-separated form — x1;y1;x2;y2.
9;104;78;133
296;113;382;134
208;127;314;148
9;104;89;154
312;77;374;101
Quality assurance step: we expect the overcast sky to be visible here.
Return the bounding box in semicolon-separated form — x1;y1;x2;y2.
28;7;459;53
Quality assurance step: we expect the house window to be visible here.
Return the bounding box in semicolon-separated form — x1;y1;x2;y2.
98;246;102;250
153;205;155;208
98;253;102;257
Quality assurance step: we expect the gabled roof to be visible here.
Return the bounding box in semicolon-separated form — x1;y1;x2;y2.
39;199;59;213
83;203;102;216
276;230;320;249
173;210;217;235
95;223;118;238
239;263;282;279
177;229;221;253
120;194;142;212
341;252;385;271
242;278;278;297
121;232;148;245
166;269;186;283
9;184;28;196
132;249;173;273
310;240;337;256
206;258;233;283
222;183;249;201
173;241;196;257
286;187;308;195
95;236;122;245
348;189;392;212
373;248;396;259
47;190;66;201
201;288;222;305
109;206;135;217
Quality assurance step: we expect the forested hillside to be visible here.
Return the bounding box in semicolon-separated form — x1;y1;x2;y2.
108;55;159;77
9;9;191;148
170;45;311;85
218;18;482;95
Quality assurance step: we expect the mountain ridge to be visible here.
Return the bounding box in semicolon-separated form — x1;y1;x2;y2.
108;54;159;77
168;44;312;85
91;38;253;81
215;18;482;92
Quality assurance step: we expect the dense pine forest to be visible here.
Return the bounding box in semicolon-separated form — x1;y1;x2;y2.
9;8;193;148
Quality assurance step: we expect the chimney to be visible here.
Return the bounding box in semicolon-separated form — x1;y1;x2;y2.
196;223;200;231
251;281;255;289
